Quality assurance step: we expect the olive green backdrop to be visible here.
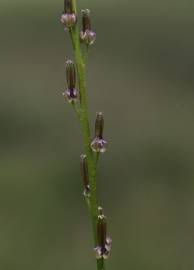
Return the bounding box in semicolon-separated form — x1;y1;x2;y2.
1;0;194;269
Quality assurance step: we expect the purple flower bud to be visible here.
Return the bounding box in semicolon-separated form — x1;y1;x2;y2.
80;30;96;45
91;113;107;153
80;9;96;45
60;0;76;28
60;13;77;28
91;137;107;153
94;208;112;259
80;154;90;197
63;88;78;103
63;60;79;103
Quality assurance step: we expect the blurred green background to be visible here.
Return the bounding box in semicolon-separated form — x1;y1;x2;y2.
1;0;194;269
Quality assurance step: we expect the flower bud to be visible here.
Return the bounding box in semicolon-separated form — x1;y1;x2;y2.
60;13;77;28
80;154;90;196
94;207;112;259
91;113;107;153
80;9;96;45
60;0;76;29
63;60;78;103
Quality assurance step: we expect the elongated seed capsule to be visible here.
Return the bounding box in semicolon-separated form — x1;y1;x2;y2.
66;60;76;89
80;154;90;195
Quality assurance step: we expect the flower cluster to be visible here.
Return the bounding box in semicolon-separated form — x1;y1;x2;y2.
60;0;96;46
61;0;96;102
60;0;111;264
94;207;112;259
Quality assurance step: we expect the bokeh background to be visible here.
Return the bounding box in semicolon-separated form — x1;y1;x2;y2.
1;0;194;269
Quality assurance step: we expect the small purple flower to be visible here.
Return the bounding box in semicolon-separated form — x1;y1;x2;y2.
94;238;112;259
63;88;78;103
80;29;96;45
80;9;96;45
91;137;107;153
91;112;107;153
60;13;77;29
60;0;76;29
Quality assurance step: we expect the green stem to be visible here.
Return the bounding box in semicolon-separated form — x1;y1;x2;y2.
69;1;105;269
70;25;98;241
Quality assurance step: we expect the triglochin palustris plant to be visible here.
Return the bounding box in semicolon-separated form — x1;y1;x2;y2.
60;0;112;269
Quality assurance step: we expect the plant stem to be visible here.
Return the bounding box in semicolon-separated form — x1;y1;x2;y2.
70;1;105;269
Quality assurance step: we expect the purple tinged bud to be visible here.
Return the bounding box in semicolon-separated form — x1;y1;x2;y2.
80;154;90;196
94;208;112;259
80;9;96;45
80;30;96;45
63;88;78;103
60;0;76;28
91;137;107;153
91;112;107;153
60;13;77;28
63;60;78;103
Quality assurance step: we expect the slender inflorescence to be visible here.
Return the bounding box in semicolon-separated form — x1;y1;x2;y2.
60;1;112;270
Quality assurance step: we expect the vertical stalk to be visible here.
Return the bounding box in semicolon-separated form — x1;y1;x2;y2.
69;1;105;269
